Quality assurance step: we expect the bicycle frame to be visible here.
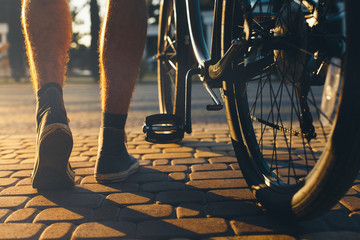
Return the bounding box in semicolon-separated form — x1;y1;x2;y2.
184;0;324;80
181;0;335;134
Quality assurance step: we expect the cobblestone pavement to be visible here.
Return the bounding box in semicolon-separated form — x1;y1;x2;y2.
0;83;359;239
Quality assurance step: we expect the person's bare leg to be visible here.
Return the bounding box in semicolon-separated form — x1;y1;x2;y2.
22;0;71;90
95;0;147;183
22;0;74;189
99;0;147;114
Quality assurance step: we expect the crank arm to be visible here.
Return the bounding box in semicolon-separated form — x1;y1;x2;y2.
208;39;246;80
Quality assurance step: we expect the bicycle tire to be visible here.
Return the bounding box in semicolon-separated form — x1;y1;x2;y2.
157;0;193;119
221;0;360;220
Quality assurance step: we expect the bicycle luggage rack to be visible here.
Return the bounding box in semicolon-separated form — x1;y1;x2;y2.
143;114;185;143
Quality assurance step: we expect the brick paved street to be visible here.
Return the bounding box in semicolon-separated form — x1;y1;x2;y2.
0;82;359;239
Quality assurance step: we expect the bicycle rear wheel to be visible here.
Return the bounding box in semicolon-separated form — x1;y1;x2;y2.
222;0;360;219
157;0;193;118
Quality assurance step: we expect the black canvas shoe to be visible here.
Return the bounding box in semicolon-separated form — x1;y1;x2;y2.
31;83;75;190
95;127;139;183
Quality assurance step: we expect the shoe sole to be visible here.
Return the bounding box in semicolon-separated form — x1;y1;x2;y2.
95;161;139;183
32;123;75;190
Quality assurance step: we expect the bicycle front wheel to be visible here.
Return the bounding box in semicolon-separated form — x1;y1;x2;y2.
222;0;360;219
157;0;193;118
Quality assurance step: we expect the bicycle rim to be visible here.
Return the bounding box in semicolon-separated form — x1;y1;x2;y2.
222;0;360;219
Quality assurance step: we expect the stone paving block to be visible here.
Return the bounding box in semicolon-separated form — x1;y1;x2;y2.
69;156;90;162
169;172;187;181
204;128;229;134
78;176;96;184
4;208;39;223
0;196;29;209
0;149;14;155
72;168;93;176
171;158;207;165
206;189;255;202
20;159;35;164
153;159;169;166
138;159;152;166
0;153;17;159
15;154;34;160
340;196;360;212
345;187;359;196
39;222;75;240
176;203;204;218
10;170;32;179
75;183;139;194
349;211;360;225
0;159;21;165
151;143;181;149
71;221;136;239
90;206;120;222
190;170;243;180
163;147;194;153
0;185;39;196
119;204;174;222
139;165;188;173
25;193;104;209
127;172;169;183
105;192;154;206
128;148;161;155
294;218;331;234
0;223;45;240
208;235;296;240
135;145;149;149
70;162;95;168
209;157;238;164
187;179;248;190
211;144;234;152
322;211;360;231
182;141;220;148
0;209;11;223
141;181;185;193
0;163;33;171
137;218;229;239
229;163;240;170
142;152;193;160
229;215;325;236
33;207;92;225
230;217;280;235
352;184;360;193
205;201;263;218
79;150;97;157
0;171;13;178
190;163;229;172
299;231;360;240
194;151;226;158
156;190;206;204
13;178;31;186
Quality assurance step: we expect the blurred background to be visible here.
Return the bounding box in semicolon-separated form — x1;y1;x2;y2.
0;0;214;84
0;0;228;135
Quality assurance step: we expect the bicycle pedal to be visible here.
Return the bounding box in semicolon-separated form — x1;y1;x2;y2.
143;114;185;143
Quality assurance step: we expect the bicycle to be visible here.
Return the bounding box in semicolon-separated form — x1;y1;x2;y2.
143;0;360;220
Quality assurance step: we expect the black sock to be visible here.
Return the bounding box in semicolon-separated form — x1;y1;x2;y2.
37;82;63;98
102;113;127;130
36;82;68;128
